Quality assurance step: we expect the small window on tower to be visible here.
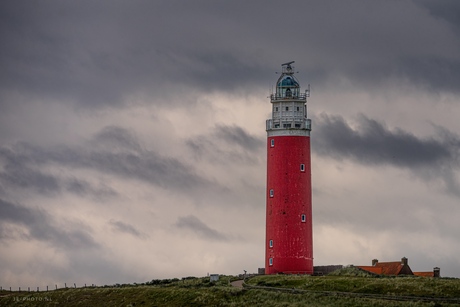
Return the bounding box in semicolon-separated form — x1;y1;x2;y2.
275;107;278;112
269;240;273;248
301;214;306;222
285;106;289;111
269;189;274;198
269;258;273;266
300;164;305;172
270;139;274;147
297;106;300;111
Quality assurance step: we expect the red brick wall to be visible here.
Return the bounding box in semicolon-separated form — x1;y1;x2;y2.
265;135;313;274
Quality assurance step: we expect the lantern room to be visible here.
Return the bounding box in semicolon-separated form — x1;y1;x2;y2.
275;62;301;99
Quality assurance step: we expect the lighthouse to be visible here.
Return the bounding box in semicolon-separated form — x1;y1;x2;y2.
265;61;313;274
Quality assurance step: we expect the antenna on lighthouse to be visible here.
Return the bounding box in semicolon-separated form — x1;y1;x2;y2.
281;61;295;73
281;61;295;67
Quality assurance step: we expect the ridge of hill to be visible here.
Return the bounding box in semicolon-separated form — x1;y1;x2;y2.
1;269;460;306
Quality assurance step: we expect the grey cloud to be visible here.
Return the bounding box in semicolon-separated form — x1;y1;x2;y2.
0;126;223;194
417;0;460;33
91;126;143;153
313;113;460;195
214;125;264;151
3;0;460;113
64;178;118;200
0;147;117;199
313;113;453;167
176;53;268;92
175;215;229;241
186;124;264;164
0;198;98;250
395;56;460;94
0;1;268;110
341;54;460;96
109;219;147;239
0;162;60;196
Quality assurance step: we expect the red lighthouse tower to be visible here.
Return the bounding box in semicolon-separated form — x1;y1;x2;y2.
265;61;313;274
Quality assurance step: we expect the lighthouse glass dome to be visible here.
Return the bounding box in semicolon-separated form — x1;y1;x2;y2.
276;75;300;98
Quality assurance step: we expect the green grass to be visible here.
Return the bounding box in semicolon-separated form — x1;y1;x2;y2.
1;273;459;306
247;268;460;298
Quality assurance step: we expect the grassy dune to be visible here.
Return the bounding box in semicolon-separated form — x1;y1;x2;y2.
1;271;459;306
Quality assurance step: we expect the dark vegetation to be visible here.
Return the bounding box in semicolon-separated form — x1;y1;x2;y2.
1;268;459;306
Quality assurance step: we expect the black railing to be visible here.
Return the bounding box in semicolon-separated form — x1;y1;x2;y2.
271;93;307;101
266;119;311;131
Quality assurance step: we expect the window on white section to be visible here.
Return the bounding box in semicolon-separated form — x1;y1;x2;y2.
275;107;278;111
297;106;300;111
269;240;273;248
285;106;289;111
269;258;273;266
270;139;274;147
269;189;274;198
300;164;305;172
301;214;306;222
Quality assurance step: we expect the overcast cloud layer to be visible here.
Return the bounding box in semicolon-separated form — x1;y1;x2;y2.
1;0;460;288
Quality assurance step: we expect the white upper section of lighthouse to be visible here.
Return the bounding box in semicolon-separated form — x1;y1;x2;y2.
267;61;311;137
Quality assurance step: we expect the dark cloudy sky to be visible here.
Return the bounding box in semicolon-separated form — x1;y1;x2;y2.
1;0;460;288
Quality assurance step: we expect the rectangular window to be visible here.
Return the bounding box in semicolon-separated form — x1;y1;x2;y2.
285;106;289;111
269;189;274;198
301;214;306;222
269;240;273;248
300;164;305;172
269;258;273;266
297;106;300;111
270;139;274;147
275;107;278;111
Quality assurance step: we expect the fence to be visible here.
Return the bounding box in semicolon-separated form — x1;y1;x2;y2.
0;283;98;292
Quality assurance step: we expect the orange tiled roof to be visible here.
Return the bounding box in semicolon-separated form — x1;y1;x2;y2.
375;261;404;275
413;271;434;277
356;266;382;274
358;261;412;276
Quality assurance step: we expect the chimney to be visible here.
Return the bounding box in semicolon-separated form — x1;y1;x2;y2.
372;259;378;266
433;267;440;278
401;257;408;266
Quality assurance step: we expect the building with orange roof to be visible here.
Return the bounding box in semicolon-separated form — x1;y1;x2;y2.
413;267;440;278
357;257;440;277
